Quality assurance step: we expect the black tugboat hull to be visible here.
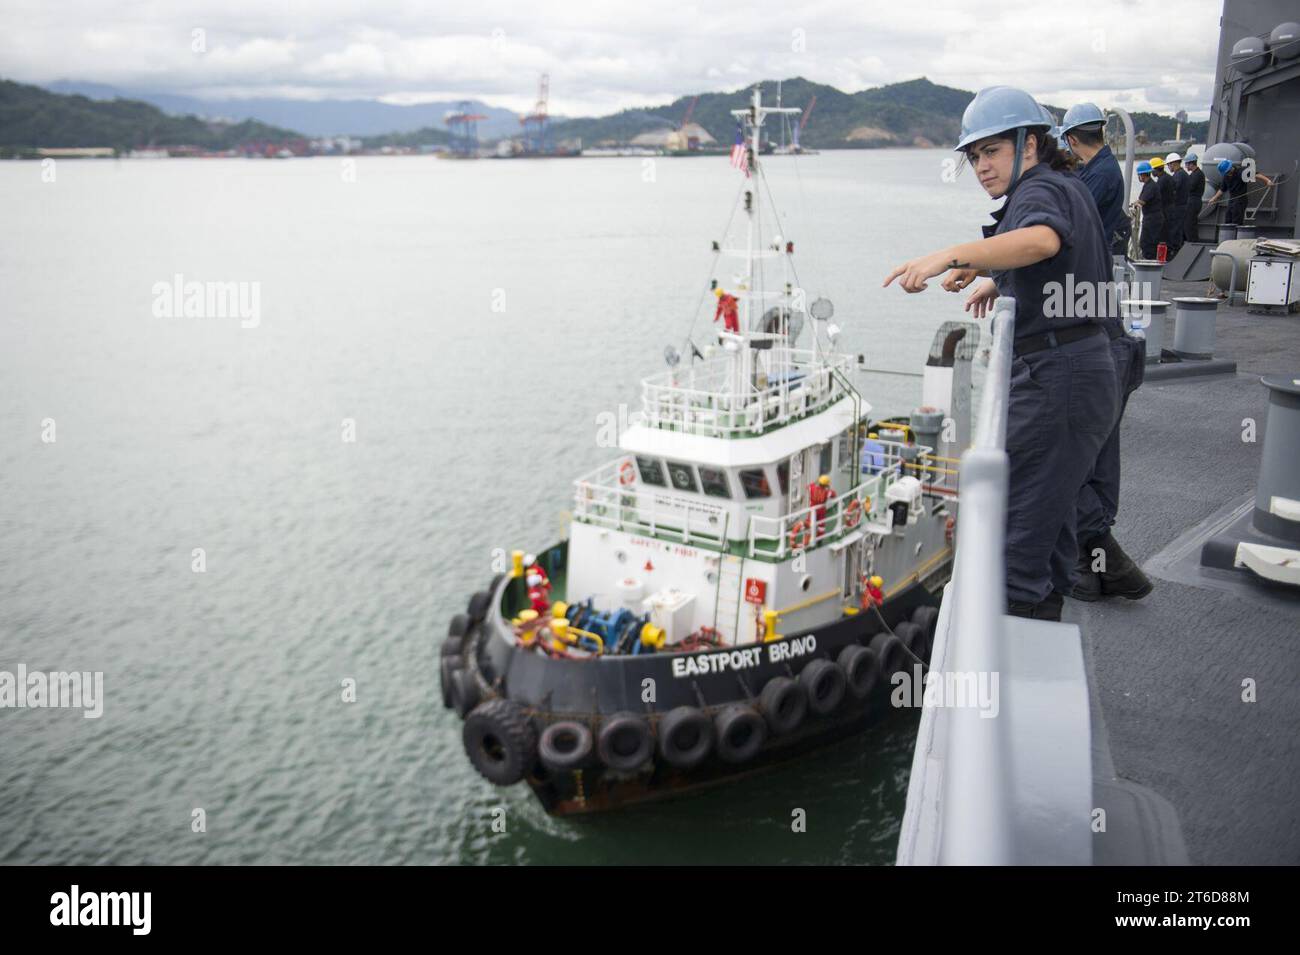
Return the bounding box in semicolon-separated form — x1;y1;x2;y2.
445;566;945;816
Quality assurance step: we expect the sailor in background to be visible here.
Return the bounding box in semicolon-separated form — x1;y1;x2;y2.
860;432;887;474
1207;158;1274;226
808;474;836;538
1056;103;1151;602
1183;154;1205;241
713;287;741;334
1133;161;1163;260
1060;103;1130;255
883;86;1119;621
1149;157;1175;251
1165;153;1189;257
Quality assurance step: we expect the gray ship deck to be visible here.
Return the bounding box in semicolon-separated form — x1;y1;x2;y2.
1073;277;1300;865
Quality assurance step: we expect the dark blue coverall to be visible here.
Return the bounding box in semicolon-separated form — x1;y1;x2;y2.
1155;170;1175;245
1076;145;1130;255
985;162;1120;606
1073;148;1147;551
1185;166;1205;240
1137;178;1163;259
1169;167;1190;255
1223;167;1249;225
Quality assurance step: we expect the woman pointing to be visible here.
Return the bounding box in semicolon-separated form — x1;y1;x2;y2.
883;86;1119;621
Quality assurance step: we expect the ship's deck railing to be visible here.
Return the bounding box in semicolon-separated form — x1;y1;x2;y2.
934;296;1017;864
641;350;854;438
572;458;730;550
747;437;936;558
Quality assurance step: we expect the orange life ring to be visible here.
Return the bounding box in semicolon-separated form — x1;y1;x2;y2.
618;460;636;486
843;498;863;529
788;519;812;550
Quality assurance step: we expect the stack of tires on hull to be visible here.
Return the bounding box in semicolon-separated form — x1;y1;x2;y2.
441;574;941;815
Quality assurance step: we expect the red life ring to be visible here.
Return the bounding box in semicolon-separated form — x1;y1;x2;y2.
788;519;812;550
843;498;863;529
618;460;636;486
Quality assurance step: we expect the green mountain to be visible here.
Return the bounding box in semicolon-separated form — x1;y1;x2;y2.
552;77;1207;150
1;74;1209;156
549;77;969;149
0;79;303;153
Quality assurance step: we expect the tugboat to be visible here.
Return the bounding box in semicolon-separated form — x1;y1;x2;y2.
441;88;977;815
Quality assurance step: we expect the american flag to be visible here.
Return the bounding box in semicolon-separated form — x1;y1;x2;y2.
730;125;749;177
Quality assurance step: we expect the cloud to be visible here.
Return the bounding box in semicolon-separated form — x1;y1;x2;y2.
0;0;1226;118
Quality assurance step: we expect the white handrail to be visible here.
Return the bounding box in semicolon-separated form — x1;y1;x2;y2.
746;438;926;557
572;459;730;549
642;352;853;437
938;295;1016;865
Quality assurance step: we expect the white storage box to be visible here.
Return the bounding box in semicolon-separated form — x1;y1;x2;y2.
641;589;697;645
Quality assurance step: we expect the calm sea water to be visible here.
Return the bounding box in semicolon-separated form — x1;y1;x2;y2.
0;150;992;864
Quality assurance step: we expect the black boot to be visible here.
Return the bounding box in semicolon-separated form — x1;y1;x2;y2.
1007;591;1064;622
1070;546;1102;602
1097;531;1153;600
1034;591;1064;621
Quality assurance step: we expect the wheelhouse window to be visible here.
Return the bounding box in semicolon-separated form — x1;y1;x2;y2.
698;466;731;499
636;456;666;486
777;460;789;495
666;460;699;493
819;441;833;478
739;467;772;499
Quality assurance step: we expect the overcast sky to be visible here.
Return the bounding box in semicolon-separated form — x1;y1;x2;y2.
0;0;1226;118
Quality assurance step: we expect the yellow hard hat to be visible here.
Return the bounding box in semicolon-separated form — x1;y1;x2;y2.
1150;157;1164;169
714;287;725;297
818;475;830;486
869;575;883;587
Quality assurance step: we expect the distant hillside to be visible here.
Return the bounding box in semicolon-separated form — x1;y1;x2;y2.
0;80;302;152
44;80;523;139
552;76;1207;150
7;75;1210;155
552;77;976;149
1124;112;1209;144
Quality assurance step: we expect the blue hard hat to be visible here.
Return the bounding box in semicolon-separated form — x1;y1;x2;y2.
1136;161;1152;174
1036;103;1068;150
1217;159;1233;174
1060;102;1106;136
955;86;1052;152
1184;153;1198;164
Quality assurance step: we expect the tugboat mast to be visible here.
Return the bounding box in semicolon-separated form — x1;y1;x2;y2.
729;86;801;399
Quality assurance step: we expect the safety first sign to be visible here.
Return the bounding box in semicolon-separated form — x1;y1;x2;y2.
744;578;766;604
